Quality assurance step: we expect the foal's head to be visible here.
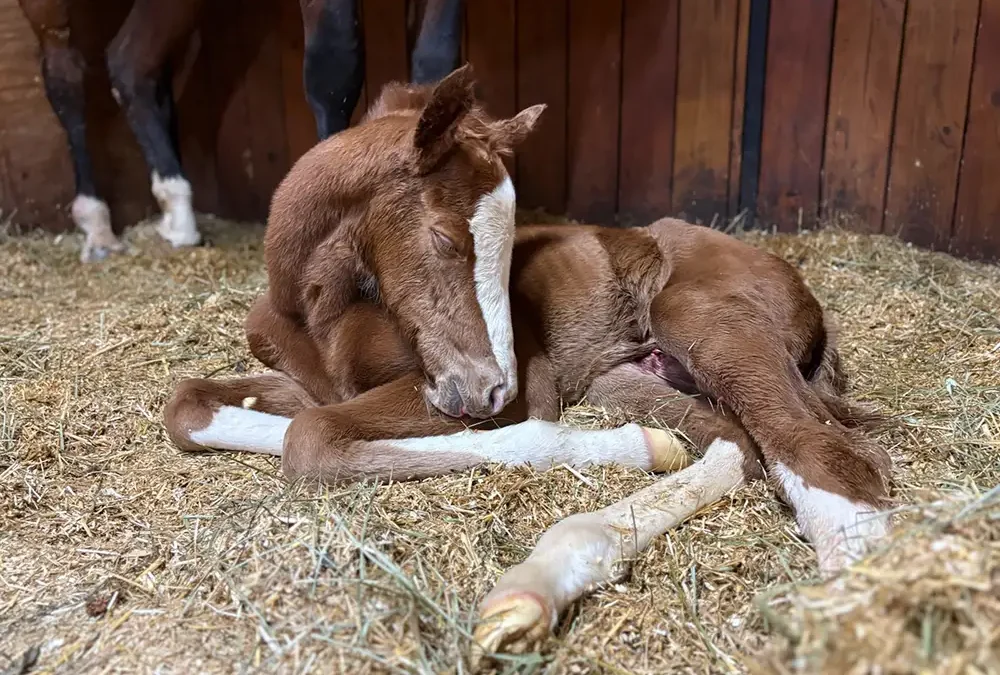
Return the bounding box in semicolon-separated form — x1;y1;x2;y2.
359;66;543;419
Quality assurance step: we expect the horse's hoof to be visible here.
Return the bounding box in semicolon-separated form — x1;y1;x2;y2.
471;592;551;668
642;426;692;472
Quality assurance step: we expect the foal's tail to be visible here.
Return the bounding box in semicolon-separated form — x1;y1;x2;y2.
807;313;887;434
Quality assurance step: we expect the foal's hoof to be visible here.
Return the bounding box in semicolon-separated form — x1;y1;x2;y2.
642;427;692;472
471;592;551;668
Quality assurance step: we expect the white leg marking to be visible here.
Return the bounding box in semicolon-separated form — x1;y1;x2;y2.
71;195;125;263
390;420;688;472
772;461;890;575
472;438;745;660
188;406;291;456
469;174;517;399
151;172;201;248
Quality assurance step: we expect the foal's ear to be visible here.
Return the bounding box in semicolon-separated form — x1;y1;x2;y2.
413;64;476;174
490;104;547;153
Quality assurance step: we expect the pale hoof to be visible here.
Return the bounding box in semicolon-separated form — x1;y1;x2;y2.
471;592;551;668
80;234;126;264
642;427;691;472
157;215;202;248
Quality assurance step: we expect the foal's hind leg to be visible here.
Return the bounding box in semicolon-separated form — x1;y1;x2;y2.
472;365;762;658
650;289;893;575
106;0;204;248
18;0;124;262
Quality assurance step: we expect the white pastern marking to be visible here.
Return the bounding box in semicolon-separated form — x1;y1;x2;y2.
773;461;889;570
189;406;291;456
71;195;124;262
469;174;517;391
151;172;201;248
391;420;652;469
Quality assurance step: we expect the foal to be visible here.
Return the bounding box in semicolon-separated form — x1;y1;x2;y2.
18;0;462;262
163;67;894;657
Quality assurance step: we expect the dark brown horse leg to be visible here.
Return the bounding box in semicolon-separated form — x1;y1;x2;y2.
409;0;463;84
17;0;124;263
299;0;364;138
105;0;204;248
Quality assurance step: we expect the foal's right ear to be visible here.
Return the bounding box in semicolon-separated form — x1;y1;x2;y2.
413;64;476;174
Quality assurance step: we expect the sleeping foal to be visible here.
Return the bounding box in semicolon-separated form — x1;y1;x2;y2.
163;66;894;658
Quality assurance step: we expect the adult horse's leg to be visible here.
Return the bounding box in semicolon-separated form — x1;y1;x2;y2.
105;0;203;248
299;0;364;139
165;370;691;483
472;365;763;658
409;0;463;84
18;0;124;262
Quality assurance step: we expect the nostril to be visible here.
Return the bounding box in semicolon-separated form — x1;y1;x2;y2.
488;385;505;415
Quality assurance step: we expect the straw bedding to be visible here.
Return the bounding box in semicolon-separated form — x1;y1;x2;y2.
1;214;997;674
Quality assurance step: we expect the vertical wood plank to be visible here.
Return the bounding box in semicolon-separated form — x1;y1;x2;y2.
727;0;750;219
953;0;1000;261
465;0;516;118
618;0;678;227
516;0;568;215
672;0;740;226
242;1;290;218
280;0;318;163
757;0;836;231
465;0;516;176
822;0;905;232
363;0;409;102
567;0;623;224
885;0;979;249
0;0;75;230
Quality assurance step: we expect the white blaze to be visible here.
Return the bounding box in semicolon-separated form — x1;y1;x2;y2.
468;174;517;392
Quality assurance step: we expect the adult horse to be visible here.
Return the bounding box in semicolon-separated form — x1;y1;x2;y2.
163;66;895;658
17;0;462;262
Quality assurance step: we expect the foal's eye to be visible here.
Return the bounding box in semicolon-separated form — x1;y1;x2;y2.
430;228;460;258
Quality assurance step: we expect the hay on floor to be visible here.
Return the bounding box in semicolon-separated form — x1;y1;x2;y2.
1;214;998;674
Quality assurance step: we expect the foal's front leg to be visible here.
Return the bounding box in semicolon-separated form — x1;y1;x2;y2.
281;373;691;483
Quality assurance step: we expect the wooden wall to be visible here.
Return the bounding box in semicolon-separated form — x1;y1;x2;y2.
1;0;997;262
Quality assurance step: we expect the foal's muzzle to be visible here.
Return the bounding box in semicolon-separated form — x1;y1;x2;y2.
425;357;509;419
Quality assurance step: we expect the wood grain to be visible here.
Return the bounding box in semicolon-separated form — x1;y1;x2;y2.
727;0;750;220
363;0;409;103
566;0;623;224
822;0;905;232
515;0;567;215
465;0;516;176
618;0;679;227
757;0;836;231
885;0;979;250
952;0;1000;261
672;0;740;226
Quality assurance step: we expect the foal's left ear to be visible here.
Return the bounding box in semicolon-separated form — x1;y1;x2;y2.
490;104;547;153
413;64;476;174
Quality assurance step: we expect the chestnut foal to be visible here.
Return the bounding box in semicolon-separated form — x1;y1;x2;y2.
163;67;893;658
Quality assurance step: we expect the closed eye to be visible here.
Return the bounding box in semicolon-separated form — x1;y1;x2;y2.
431;227;462;259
